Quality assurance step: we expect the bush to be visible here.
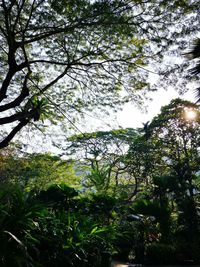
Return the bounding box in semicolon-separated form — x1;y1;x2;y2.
145;243;176;265
0;183;46;266
0;183;116;266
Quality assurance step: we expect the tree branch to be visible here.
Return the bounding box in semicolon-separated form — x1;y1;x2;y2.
0;118;29;149
28;59;69;66
12;0;26;32
0;69;30;112
0;68;16;102
39;66;70;94
0;112;25;125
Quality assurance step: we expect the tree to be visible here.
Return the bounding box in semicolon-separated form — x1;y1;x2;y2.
0;150;81;190
126;127;160;197
147;99;200;246
149;98;200;195
64;128;138;195
126;99;200;260
128;99;200;198
0;0;198;149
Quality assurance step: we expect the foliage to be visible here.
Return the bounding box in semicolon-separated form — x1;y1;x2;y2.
0;98;200;265
0;183;118;267
185;38;200;101
0;151;81;190
0;183;45;266
63;128;139;195
134;198;172;243
149;98;200;220
37;183;78;210
127;98;200;263
145;243;176;265
0;0;199;148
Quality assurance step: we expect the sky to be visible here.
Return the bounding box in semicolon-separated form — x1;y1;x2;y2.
18;50;198;153
19;85;197;155
117;87;196;129
72;86;197;134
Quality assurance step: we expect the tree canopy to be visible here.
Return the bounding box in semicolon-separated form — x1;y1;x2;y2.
185;38;200;101
0;0;198;149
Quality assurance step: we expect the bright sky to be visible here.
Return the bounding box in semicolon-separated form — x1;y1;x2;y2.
76;87;196;133
116;52;198;129
20;87;196;154
117;87;196;129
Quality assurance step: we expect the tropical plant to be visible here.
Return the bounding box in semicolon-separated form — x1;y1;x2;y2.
185;38;200;101
0;183;45;266
0;183;119;266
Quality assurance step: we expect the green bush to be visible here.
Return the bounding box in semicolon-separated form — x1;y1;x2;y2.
0;183;116;266
145;242;176;265
112;219;141;262
0;183;46;266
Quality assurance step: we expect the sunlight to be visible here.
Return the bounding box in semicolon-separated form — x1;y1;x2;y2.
184;109;197;120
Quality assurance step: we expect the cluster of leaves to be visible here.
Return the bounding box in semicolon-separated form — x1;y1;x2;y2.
0;151;81;190
0;183;121;267
0;0;199;149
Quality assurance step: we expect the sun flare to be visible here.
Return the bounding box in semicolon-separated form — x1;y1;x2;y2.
184;109;197;120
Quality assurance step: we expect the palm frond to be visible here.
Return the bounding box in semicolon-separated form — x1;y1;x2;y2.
186;39;200;102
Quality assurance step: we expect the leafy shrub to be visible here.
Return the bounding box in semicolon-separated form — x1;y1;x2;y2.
0;183;45;266
112;215;143;263
145;242;176;265
37;183;78;210
0;183;116;266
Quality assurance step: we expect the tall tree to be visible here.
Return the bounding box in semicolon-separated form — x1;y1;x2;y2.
127;99;200;247
149;98;200;193
64;128;138;194
148;98;200;240
0;0;197;149
126;98;200;202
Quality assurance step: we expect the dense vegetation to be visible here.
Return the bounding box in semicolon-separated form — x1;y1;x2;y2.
0;98;200;266
1;0;200;266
